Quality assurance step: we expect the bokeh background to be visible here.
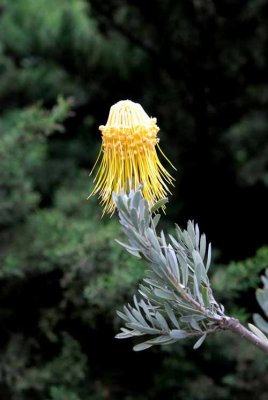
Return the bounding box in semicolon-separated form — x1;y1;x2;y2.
1;0;268;399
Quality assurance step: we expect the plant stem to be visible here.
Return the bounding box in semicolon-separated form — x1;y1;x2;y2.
220;316;268;354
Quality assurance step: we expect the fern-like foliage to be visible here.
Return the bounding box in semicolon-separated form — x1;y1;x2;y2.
114;189;225;351
249;269;268;340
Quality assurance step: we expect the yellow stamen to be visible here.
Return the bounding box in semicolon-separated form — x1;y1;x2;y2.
89;100;175;214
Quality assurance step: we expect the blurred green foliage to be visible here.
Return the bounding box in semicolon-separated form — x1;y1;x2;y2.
0;97;70;228
214;247;268;299
0;0;268;399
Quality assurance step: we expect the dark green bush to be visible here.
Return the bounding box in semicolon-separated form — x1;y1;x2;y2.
1;0;268;399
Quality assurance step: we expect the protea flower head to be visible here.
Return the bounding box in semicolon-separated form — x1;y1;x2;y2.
89;100;175;214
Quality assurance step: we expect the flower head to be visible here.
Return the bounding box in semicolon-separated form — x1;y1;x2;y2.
89;100;175;214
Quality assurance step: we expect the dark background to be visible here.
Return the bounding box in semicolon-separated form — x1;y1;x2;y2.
0;0;268;399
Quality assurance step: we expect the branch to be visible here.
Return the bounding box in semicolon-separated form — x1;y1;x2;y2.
219;317;268;354
113;189;268;354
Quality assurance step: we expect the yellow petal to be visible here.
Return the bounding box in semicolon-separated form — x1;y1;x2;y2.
89;100;175;214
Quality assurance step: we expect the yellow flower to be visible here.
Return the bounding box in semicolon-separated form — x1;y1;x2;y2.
89;100;175;214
